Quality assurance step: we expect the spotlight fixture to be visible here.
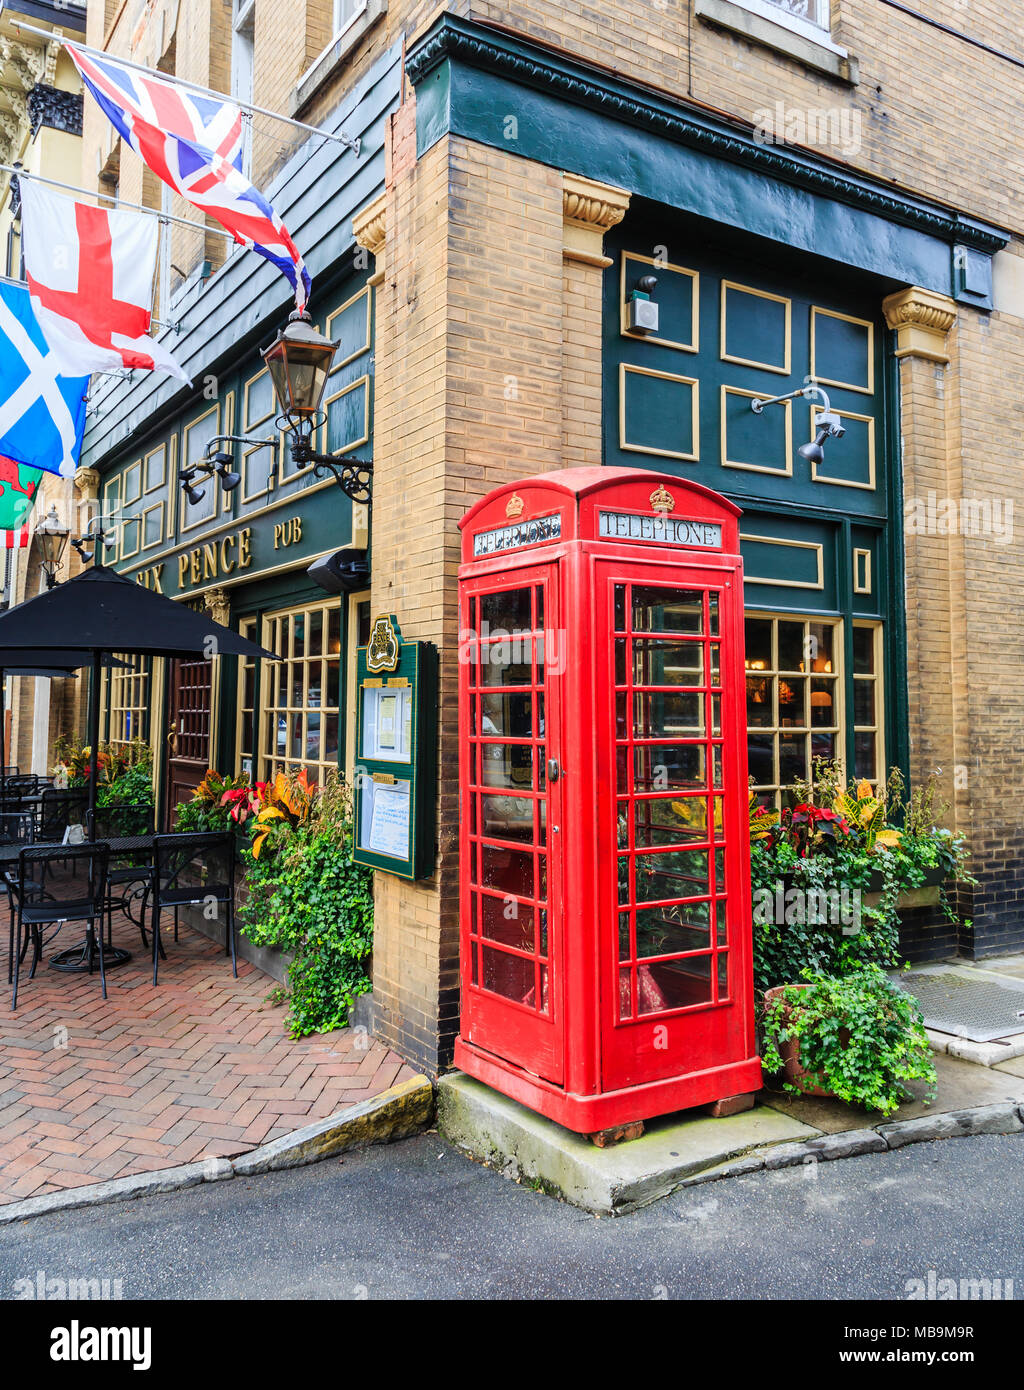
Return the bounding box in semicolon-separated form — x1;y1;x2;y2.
751;382;845;466
178;448;243;507
70;519;117;565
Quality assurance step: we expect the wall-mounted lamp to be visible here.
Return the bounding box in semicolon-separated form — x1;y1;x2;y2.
70;517;117;565
627;274;659;336
261;307;373;505
179;450;241;507
35;504;70;588
751;382;845;465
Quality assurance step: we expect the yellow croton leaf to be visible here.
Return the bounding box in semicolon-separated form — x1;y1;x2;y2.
256;806;285;824
251;831;268;859
856;779;873;800
874;828;903;848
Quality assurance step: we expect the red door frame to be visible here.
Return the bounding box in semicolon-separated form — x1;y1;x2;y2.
591;554;755;1092
457;561;565;1085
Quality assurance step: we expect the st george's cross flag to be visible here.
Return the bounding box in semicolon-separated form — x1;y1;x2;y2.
20;181;188;384
0;282;89;479
67;44;312;307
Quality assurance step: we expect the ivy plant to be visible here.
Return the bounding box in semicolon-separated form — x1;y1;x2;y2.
761;965;937;1116
240;776;374;1037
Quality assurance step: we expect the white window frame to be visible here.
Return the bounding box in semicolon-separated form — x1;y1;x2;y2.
334;0;367;37
735;0;831;43
231;0;256;175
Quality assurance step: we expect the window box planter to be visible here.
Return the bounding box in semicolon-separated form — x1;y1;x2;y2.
775;863;947;912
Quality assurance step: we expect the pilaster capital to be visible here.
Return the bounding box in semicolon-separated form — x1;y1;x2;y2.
353;191;387;286
204;587;230;626
562;173;630;268
883;287;958;364
72;466;100;500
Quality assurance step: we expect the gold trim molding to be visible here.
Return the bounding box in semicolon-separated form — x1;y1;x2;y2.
562;172;630;268
882;287;958;365
353;191;387;287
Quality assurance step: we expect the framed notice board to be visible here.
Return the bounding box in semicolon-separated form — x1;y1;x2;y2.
352;613;438;880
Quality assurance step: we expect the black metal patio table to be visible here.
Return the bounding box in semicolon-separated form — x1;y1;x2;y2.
0;835;158;974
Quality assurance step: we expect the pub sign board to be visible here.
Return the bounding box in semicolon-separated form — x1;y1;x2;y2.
352;614;438;880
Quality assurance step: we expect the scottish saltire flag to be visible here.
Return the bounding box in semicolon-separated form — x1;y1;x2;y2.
67;44;312;307
0;283;89;478
0;456;42;534
21;182;188;383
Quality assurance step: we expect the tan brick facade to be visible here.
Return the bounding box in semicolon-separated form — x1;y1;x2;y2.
12;0;1024;1073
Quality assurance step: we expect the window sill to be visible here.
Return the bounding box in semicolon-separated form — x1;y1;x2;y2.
695;0;859;84
291;0;387;116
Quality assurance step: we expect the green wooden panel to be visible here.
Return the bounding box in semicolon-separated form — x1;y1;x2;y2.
324;376;370;455
739;511;838;613
604;207;888;520
620;365;697;460
721;386;791;476
721;282;790;373
811;308;873;393
809;407;875;491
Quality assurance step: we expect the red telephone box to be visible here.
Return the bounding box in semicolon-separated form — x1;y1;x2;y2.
456;467;762;1133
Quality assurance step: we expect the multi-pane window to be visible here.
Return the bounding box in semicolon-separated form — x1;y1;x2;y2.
746;614;841;809
852;623;884;788
236;617;258;778
106;655;150;746
746;613;884;807
261;601;342;783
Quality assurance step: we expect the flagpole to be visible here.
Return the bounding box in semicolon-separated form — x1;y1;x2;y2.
9;19;360;154
0;163;235;242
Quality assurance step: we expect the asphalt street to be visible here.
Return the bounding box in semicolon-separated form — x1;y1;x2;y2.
0;1130;1021;1301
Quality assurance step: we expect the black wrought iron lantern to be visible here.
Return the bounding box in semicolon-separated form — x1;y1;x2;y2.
261;308;339;421
35;505;70;588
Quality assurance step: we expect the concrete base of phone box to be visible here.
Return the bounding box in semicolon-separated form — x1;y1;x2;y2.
454;1037;763;1133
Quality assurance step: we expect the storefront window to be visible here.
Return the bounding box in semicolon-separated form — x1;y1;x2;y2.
852;621;884;789
105;654;150;747
261;600;342;784
746;613;883;808
236;617;258;778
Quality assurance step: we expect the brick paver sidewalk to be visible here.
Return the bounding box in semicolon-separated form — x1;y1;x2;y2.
0;908;415;1204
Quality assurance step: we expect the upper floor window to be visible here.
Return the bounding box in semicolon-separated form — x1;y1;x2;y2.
231;0;255;172
334;0;368;38
743;0;831;38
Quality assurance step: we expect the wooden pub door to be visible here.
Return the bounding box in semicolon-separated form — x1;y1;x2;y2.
165;656;213;827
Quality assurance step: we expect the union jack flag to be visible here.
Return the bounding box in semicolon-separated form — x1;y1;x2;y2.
67;44;311;307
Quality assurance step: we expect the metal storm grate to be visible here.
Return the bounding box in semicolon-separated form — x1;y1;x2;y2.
897;970;1024;1043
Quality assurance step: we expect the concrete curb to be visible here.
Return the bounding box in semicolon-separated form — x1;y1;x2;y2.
437;1074;1024;1213
681;1102;1024;1190
0;1074;434;1226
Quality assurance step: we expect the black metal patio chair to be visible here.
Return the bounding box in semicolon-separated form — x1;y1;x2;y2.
150;833;236;986
37;788;90;841
11;842;110;1009
1;809;36;985
92;804;157;952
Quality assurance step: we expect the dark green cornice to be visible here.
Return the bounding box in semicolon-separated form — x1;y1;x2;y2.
407;13;1007;261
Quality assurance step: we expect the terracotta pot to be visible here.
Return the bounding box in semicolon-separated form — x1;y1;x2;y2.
762;983;836;1098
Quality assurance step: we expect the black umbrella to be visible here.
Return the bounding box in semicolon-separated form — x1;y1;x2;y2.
0;565;276;832
0;650;129;787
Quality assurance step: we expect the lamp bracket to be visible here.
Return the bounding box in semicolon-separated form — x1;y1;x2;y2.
751;383;834;415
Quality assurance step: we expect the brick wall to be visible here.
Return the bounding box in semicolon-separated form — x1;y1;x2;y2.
468;0;1020;234
368;124;568;1072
